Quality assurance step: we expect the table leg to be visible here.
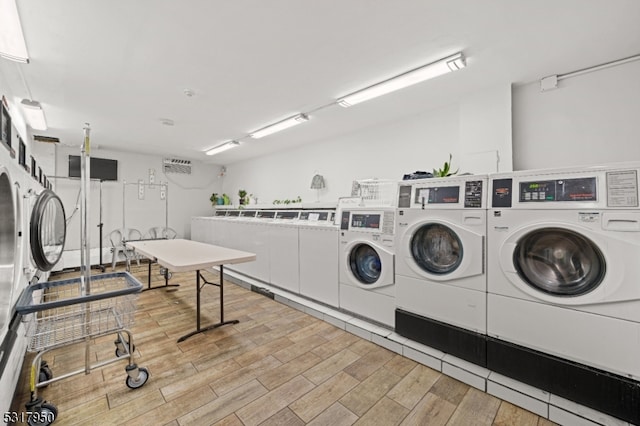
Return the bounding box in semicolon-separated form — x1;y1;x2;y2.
177;266;239;342
142;259;180;292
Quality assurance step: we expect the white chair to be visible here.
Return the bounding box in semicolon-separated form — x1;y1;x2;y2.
108;228;142;271
146;226;177;240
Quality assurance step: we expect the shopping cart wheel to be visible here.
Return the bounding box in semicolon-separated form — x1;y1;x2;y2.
125;366;149;389
114;337;135;357
38;362;53;387
26;401;57;426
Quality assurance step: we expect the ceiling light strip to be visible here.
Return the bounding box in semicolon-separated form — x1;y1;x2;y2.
205;140;240;156
337;52;466;107
0;0;30;63
249;113;309;139
21;99;47;130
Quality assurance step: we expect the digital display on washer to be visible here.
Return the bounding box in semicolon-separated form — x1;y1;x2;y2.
227;210;240;217
214;210;228;217
351;213;380;229
257;211;276;219
520;178;597;202
240;210;256;217
426;186;459;204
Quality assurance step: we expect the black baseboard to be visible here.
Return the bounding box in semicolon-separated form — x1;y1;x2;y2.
487;337;640;424
395;308;487;367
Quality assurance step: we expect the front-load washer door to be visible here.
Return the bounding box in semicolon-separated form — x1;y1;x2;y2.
30;189;67;272
345;241;394;289
403;221;484;283
513;227;606;297
0;167;16;333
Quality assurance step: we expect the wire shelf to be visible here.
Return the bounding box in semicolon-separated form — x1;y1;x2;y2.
351;178;397;206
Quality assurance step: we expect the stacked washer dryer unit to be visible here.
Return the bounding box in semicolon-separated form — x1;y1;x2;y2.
0;147;67;413
395;175;488;366
339;205;397;328
487;163;640;425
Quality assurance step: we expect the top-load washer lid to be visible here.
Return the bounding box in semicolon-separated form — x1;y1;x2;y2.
513;227;606;296
410;223;463;274
30;189;67;272
0;167;16;330
349;243;382;284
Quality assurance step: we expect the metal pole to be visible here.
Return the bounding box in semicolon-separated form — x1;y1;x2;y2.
80;123;92;375
80;124;91;294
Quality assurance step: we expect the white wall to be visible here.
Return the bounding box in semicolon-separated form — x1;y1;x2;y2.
222;83;512;205
53;146;222;258
513;59;640;170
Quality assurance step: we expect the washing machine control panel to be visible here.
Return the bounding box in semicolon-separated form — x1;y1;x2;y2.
519;177;597;203
341;210;395;235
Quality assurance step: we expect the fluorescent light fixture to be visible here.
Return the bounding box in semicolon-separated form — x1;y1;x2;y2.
337;52;466;107
0;0;29;63
205;140;240;156
249;113;309;139
20;99;47;130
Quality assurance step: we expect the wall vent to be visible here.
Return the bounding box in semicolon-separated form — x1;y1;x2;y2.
33;135;60;143
163;158;192;174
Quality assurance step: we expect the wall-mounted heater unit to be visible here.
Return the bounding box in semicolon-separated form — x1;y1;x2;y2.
163;158;192;174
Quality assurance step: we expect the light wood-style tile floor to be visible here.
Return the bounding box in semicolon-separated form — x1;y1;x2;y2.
10;264;556;425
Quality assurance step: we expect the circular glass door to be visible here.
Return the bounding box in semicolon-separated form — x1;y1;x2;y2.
513;228;605;296
0;169;16;329
410;223;462;274
30;189;67;272
349;243;381;284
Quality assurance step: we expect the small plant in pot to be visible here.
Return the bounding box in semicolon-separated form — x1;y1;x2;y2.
238;189;248;205
433;153;459;177
210;193;220;206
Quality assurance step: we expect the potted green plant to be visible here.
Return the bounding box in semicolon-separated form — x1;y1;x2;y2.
209;193;219;206
222;193;230;205
238;189;248;205
433;153;459;177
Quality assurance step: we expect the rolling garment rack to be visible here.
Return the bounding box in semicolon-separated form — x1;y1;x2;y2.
51;175;106;272
16;125;149;425
121;179;178;291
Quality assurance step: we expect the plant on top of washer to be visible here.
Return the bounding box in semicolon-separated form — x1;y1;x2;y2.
433;153;459;177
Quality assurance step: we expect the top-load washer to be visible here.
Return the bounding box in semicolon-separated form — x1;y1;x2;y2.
298;210;339;307
395;175;488;366
487;163;640;425
339;207;396;327
268;210;300;293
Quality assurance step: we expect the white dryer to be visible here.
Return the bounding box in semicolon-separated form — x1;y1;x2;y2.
339;207;396;327
395;175;488;366
487;163;640;425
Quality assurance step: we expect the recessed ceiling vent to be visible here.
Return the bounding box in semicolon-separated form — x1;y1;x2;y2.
163;158;192;174
33;135;60;143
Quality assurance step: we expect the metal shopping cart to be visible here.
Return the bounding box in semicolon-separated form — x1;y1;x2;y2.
15;271;149;426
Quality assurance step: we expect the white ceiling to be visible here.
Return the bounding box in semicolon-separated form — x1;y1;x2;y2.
1;0;639;165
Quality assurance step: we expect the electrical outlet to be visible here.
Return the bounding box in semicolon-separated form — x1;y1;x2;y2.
149;168;156;189
160;183;166;200
138;179;145;200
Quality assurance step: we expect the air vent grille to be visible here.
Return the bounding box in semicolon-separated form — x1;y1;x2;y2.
33;135;60;143
163;158;192;174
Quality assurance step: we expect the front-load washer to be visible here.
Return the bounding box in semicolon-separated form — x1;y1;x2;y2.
487;163;640;424
0;166;17;341
394;175;488;366
339;207;396;327
298;210;339;307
